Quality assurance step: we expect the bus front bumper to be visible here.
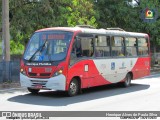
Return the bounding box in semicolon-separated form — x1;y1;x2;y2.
20;73;66;91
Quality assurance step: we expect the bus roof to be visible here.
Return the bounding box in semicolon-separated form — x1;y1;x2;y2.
36;27;148;38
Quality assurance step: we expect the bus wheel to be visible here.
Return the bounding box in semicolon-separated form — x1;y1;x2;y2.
122;73;131;87
27;88;40;94
68;78;79;97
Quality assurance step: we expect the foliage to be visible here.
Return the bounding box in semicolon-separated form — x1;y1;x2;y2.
0;0;160;55
1;0;97;55
95;0;160;47
66;0;97;27
10;31;24;54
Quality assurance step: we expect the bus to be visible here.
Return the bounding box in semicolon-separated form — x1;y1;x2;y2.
20;25;150;96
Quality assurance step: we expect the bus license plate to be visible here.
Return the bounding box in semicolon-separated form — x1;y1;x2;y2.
35;84;42;89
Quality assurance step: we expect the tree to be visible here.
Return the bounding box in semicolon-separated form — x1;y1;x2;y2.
1;0;160;55
94;0;160;65
66;0;97;27
95;0;160;52
0;0;97;54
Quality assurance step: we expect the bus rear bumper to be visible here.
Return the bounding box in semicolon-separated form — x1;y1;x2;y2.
20;73;66;91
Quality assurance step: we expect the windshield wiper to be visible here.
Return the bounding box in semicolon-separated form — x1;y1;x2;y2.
29;39;48;62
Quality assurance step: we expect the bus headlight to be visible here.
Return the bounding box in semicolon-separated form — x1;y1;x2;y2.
53;68;63;77
20;68;26;76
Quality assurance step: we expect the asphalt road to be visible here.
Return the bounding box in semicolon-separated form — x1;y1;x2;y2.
0;73;160;120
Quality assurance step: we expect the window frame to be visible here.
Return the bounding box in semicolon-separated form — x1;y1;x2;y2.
137;37;149;57
111;36;125;57
94;35;111;58
125;37;138;57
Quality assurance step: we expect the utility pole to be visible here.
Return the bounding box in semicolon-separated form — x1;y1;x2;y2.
2;0;10;61
2;0;10;81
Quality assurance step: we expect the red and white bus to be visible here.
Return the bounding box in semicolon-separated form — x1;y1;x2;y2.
20;26;150;96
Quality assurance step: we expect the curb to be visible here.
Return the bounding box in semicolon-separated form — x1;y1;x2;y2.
0;82;24;93
0;87;27;93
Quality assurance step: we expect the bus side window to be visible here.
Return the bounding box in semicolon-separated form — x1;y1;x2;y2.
70;39;81;65
125;37;137;56
71;38;82;58
138;38;149;56
95;36;110;57
75;38;83;57
80;38;94;57
111;36;124;57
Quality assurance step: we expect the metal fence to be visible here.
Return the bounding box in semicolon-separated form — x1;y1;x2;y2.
0;61;20;83
0;62;3;82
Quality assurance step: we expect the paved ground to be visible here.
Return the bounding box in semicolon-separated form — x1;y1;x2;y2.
0;73;160;120
2;74;160;111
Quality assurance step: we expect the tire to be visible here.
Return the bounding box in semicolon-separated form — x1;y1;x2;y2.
68;78;79;97
121;73;132;87
27;88;40;94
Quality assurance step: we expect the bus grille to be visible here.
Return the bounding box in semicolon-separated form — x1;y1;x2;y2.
40;73;51;76
28;73;37;76
30;80;47;88
28;73;51;78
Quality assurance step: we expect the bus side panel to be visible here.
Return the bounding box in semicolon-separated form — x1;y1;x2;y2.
93;58;138;83
67;57;142;90
67;60;111;90
131;57;150;80
67;56;150;90
67;60;90;89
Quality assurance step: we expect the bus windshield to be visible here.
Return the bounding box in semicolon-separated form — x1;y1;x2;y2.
24;31;73;62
